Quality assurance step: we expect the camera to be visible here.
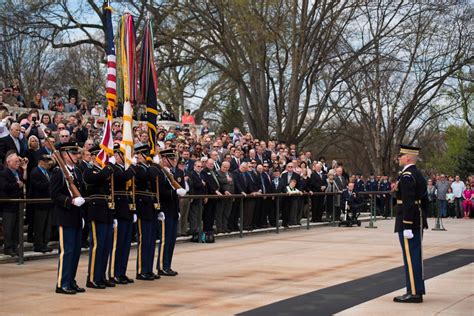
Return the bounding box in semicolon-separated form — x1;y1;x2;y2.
32;117;37;122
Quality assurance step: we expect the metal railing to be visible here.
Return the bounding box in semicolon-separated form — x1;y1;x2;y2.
0;191;394;264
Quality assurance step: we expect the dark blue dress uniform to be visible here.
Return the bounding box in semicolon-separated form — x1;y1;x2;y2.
83;159;114;288
152;164;180;273
134;159;157;280
108;161;136;284
49;143;85;294
394;145;429;303
354;178;365;193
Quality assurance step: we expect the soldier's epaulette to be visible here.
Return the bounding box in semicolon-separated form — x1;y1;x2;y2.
402;171;412;176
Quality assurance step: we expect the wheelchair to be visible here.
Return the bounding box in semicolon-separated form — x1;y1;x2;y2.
339;201;362;227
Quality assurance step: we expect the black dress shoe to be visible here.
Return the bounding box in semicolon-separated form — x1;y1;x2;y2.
122;275;134;284
136;273;154;281
159;269;178;276
42;247;54;253
56;287;77;295
86;281;106;289
110;276;127;285
102;279;116;287
149;272;161;279
393;294;423;303
72;281;86;293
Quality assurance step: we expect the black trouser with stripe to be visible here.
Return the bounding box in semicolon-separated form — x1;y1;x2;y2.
109;219;133;278
87;221;113;283
398;230;425;295
57;226;81;289
136;217;157;275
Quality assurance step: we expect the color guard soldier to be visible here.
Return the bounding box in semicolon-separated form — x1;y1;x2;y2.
83;146;114;289
393;144;428;303
50;142;86;295
108;143;136;284
155;149;187;276
134;144;157;280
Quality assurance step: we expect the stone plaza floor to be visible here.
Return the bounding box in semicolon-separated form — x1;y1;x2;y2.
0;218;472;315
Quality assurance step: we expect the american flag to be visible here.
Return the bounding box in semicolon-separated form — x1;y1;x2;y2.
96;3;116;166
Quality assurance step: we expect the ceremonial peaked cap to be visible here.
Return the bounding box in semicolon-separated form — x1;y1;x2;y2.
58;142;80;154
399;144;420;156
89;145;101;156
160;148;177;159
134;144;149;154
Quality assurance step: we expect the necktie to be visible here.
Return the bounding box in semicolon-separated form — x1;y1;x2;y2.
260;175;266;193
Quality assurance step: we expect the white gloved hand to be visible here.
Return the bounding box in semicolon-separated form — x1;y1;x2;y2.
108;156;116;165
131;155;138;165
72;197;85;207
403;229;414;239
133;214;137;223
82;218;85;229
176;188;187;197
113;219;118;228
158;212;165;221
178;212;181;220
153;155;160;164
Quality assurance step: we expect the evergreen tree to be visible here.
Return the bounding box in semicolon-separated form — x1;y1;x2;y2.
219;94;245;134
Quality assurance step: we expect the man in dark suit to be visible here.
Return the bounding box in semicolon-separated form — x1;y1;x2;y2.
230;148;242;171
278;163;301;227
230;162;248;231
30;155;54;252
269;168;282;226
50;142;86;294
308;162;326;222
216;161;234;233
256;164;272;228
0;122;26;164
341;182;361;221
200;158;220;242
0;152;27;256
244;160;262;230
188;160;206;241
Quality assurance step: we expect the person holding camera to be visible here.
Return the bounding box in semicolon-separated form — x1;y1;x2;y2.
22;110;45;140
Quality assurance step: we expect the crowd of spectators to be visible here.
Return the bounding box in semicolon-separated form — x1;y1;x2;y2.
0;84;473;253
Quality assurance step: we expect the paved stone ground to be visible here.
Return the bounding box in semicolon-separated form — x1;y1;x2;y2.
0;218;472;315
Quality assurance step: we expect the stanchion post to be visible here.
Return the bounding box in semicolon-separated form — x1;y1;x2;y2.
365;194;377;229
198;199;203;243
276;196;280;234
18;201;25;265
331;194;336;227
373;195;377;222
239;196;244;238
390;192;393;219
432;202;447;231
306;194;310;230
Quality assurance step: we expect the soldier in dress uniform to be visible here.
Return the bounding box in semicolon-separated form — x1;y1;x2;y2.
393;144;428;303
83;146;114;289
50;142;86;295
108;143;136;285
154;148;187;276
134;144;157;281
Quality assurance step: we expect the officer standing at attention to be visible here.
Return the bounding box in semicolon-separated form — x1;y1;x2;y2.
393;144;428;303
155;149;187;276
50;142;86;295
134;144;157;280
108;143;137;285
83;146;114;289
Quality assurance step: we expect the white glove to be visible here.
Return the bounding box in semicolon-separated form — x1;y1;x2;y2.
82;218;85;229
178;212;181;220
403;229;414;239
153;155;160;164
108;156;116;165
113;219;118;228
158;212;165;221
72;197;85;207
176;188;187;197
133;214;137;223
131;155;138;165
